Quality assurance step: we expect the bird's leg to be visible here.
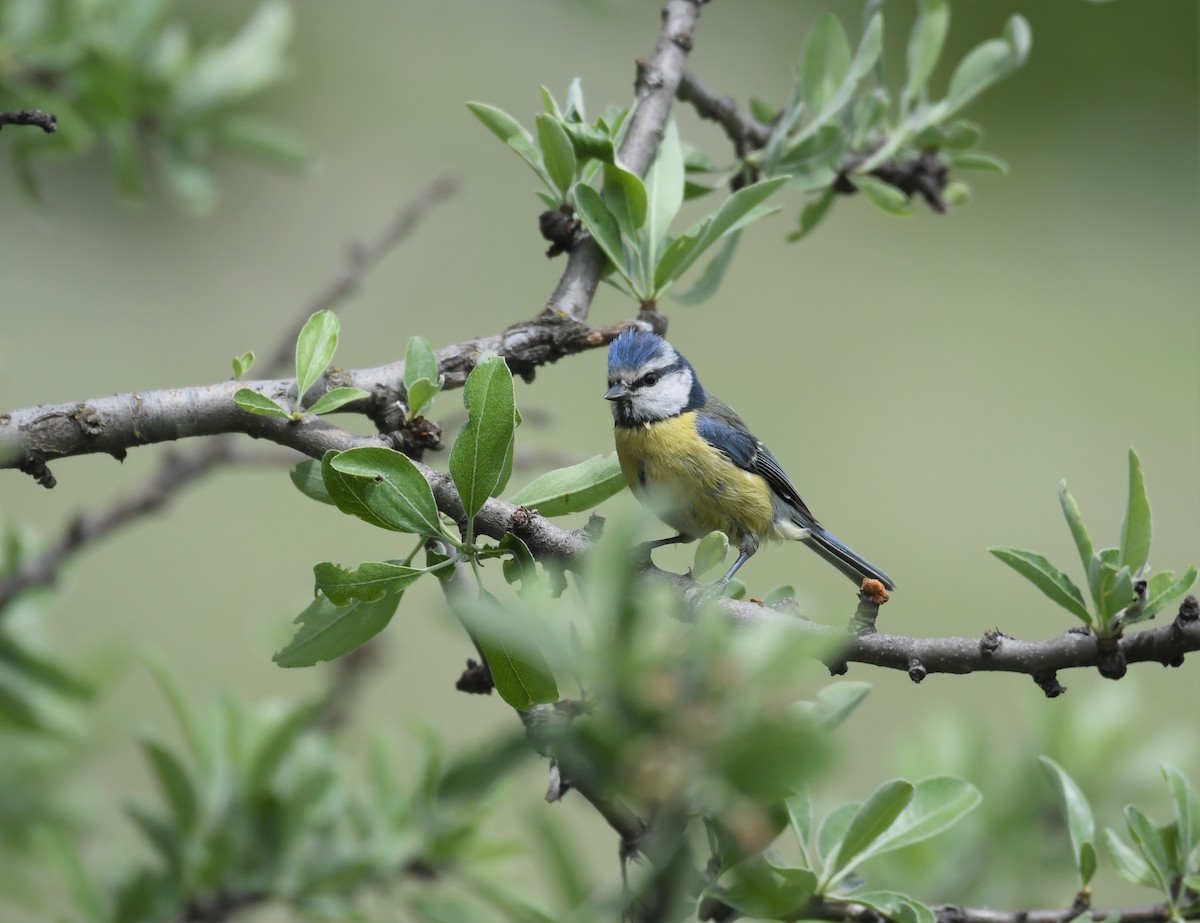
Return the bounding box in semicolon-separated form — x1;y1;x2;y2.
710;536;759;593
634;533;690;565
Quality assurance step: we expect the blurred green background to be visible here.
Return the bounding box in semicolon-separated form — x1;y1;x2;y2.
0;0;1197;915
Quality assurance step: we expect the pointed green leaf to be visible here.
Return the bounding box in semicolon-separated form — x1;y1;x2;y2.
707;176;789;242
644;120;685;265
816;801;860;870
803;12;852;118
449;356;517;521
232;351;255;378
1058;480;1094;577
945;14;1030;116
404;336;439;391
787;785;813;864
233;388;290;418
674;230;742;305
1162;764;1200;871
949;150;1009;174
1105;827;1158;888
788;187;837;242
305;387;369;417
295;310;339;402
716;867;817;919
989;546;1092;623
289;459;333;505
246;702;320;796
458;591;558;710
1087;547;1120;611
314;561;424;606
508;452;626;516
573;183;633;285
1040;756;1097;886
1145;567;1197;618
1126;805;1176;893
791;13;884;149
856;176;913;217
602;162;649;236
652;225;706;291
825;780;914;880
406;376;443;419
854;777;981;863
903;0;949;111
328;446;442;535
1120;448;1152;574
145;661;210;775
812;681;872;730
1100;565;1134;622
140;738;198;833
536;114;576;196
467;101;537;164
274;589;404;668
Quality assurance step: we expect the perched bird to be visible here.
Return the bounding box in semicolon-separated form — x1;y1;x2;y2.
605;328;894;592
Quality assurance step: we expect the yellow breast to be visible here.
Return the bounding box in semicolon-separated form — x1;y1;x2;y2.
613;413;775;541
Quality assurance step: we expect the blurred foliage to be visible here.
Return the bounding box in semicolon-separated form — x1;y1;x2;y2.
0;0;311;210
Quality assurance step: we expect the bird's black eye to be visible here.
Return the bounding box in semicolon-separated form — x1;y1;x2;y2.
642;372;659;387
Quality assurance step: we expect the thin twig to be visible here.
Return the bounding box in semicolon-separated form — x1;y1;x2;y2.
0;108;57;132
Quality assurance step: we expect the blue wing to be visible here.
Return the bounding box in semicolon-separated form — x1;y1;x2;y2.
694;405;820;527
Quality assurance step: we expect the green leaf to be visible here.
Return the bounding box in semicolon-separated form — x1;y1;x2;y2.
326;447;443;535
855;892;936;923
232;351;255;378
949;150;1009;174
852;777;981;862
1120;448;1152;575
273;590;403;667
817;801;859;869
1145;566;1198;617
233;387;290;418
214;115;313;172
722;714;824;802
1088;547;1120;612
803;13;852;121
1105;827;1158;888
812;681;871;730
406;376;444;419
246;702;320;796
404;336;440;391
573;183;633;286
145;661;211;776
763;584;798;607
1126;805;1177;894
602;162;649;237
693;531;730;579
508;452;626;516
1058;480;1094;577
140;737;198;833
33;828;107;923
903;0;949;112
315;560;424;605
824;779;914;881
1040;756;1097;886
174;0;292;111
945;14;1031;116
644;120;685;263
855;177;913;217
459;592;559;710
988;546;1092;623
305;387;368;416
1100;565;1134;622
466;102;545;177
1162;764;1200;871
791;13;884;148
707;176;789;242
449;356;517;522
787;786;814;862
0;639;93;700
673;230;742;306
717;867;817;919
536;114;576;196
295;310;339;403
788;187;837;242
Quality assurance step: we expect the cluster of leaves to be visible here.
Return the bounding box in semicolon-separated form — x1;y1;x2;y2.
470;82;787;306
0;0;310;210
990;448;1197;639
33;667;532;923
233;309;369;420
759;1;1030;231
1042;757;1200;916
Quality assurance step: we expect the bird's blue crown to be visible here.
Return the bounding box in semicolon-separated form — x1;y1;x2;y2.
608;328;684;376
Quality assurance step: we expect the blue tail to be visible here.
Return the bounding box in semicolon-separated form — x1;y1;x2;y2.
806;527;895;591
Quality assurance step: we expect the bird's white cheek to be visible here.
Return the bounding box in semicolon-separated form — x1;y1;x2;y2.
633;369;693;418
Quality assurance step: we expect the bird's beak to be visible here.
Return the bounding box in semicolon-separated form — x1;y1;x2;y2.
604;383;629;401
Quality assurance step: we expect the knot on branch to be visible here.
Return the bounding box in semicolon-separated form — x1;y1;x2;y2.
907;658;927;684
1096;635;1127;680
539;207;582;258
455;658;493;695
18;454;56;489
980;628;1007;657
1178;594;1199;623
386;415;443;460
839;151;950;213
1033;671;1067;698
75;404;105;437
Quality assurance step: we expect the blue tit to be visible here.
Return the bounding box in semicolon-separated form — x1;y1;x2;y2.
605;328;895;592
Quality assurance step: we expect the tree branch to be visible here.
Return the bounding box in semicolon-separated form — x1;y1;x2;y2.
545;0;704;321
0;108;57;132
